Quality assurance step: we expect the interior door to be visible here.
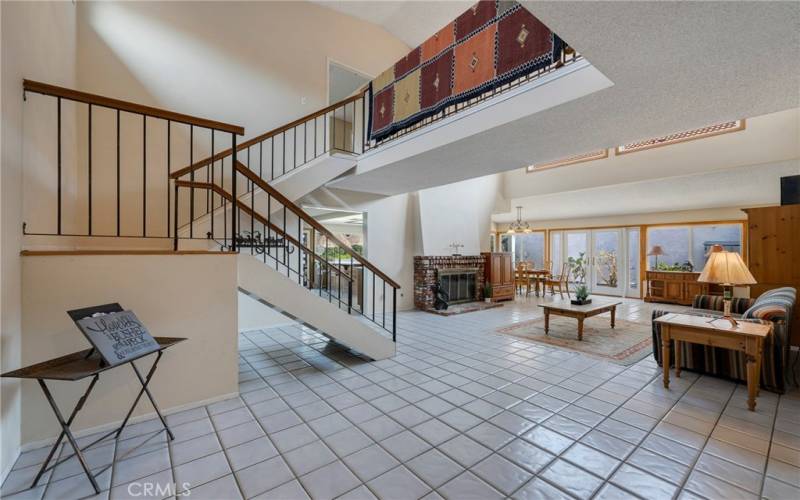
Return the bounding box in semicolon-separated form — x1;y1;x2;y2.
591;229;624;296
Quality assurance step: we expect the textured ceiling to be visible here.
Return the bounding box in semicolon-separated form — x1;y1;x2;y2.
311;1;472;47
330;0;800;196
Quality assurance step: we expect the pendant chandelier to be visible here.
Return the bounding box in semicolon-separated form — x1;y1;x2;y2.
507;206;532;234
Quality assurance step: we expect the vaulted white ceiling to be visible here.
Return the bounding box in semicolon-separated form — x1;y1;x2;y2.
312;1;472;47
326;0;800;198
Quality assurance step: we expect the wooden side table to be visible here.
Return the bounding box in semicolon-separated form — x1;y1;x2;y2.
654;313;772;411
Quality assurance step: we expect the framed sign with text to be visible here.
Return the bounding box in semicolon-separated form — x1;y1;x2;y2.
72;308;160;366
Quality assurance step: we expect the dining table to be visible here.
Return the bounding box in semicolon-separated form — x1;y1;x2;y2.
514;268;552;296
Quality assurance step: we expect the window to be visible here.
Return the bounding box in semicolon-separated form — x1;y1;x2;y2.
691;224;742;269
647;223;742;270
551;232;562;274
514;232;545;267
647;227;690;269
616;120;745;155
500;234;512;253
526;149;608;172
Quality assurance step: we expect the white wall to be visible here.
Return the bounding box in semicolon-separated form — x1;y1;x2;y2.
417;174;500;256
20;253;238;446
238;291;293;331
1;0;78;480
76;1;408;142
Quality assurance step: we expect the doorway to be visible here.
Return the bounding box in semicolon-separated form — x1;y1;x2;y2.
550;228;641;297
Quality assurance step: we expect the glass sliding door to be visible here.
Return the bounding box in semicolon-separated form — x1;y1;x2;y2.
550;232;562;276
626;228;640;297
591;229;623;295
565;231;589;288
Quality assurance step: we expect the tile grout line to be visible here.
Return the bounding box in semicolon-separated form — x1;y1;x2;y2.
506;360;698;499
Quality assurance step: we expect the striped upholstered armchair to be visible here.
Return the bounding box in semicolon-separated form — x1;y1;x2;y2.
652;287;796;393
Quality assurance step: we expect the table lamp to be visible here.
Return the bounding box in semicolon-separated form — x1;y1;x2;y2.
697;245;756;327
647;245;665;268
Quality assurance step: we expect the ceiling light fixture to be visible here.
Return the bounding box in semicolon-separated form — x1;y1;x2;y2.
507;206;532;234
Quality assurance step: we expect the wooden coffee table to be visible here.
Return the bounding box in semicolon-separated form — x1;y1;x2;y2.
538;298;622;341
654;313;772;411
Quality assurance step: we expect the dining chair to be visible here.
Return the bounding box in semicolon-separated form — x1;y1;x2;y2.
515;261;531;296
544;262;571;298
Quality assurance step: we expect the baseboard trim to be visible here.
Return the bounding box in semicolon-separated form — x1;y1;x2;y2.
19;391;239;453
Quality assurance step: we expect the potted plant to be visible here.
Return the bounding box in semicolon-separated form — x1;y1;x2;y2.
571;285;591;305
483;283;493;303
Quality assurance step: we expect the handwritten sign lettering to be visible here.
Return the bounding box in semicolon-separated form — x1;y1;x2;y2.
75;311;159;366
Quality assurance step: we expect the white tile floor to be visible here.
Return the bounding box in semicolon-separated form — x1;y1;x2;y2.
3;296;800;500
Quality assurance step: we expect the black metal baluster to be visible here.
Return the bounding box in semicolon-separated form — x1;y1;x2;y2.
87;104;92;235
209;131;214;215
372;272;376;322
282;133;286;176
189;125;194;239
231;133;238;251
173;183;179;251
293;127;296;172
314;117;318;158
382;281;386;328
282;206;287;272
142;115;146;237
297;217;302;284
167;121;171;238
303;122;307;164
57;97;62;235
271;137;275;181
350;101;356;153
392;287;397;341
116;109;121;236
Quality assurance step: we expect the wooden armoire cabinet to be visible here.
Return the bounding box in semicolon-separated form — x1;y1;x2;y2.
744;206;800;345
482;252;514;302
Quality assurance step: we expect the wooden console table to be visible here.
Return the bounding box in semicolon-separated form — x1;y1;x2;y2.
654;313;771;411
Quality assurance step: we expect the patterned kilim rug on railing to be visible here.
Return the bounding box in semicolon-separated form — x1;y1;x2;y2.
368;0;566;141
496;316;653;365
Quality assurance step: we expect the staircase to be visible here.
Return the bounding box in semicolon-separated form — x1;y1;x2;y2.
20;80;398;360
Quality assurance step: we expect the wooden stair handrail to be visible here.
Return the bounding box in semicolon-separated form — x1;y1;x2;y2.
174;179;354;283
170;89;368;180
23;79;245;135
233;161;400;289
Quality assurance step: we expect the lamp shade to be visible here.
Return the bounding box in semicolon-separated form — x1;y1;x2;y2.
697;251;756;286
647;245;665;256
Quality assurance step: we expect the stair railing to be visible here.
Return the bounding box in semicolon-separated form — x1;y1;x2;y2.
168;91;368;232
173;161;399;340
21;80;244;243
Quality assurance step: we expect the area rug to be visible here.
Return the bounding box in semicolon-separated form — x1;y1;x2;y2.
496;316;653;365
426;301;504;316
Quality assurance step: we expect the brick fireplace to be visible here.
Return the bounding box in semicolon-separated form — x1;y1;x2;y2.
413;255;486;310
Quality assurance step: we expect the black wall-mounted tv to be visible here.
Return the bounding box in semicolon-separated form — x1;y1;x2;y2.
781;175;799;206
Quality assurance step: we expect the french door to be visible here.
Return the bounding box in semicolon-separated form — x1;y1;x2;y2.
551;228;640;297
591;229;624;295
